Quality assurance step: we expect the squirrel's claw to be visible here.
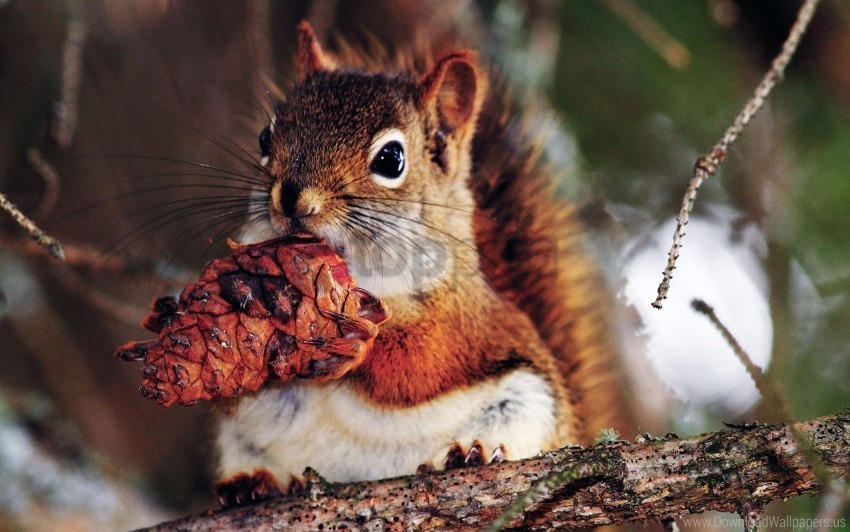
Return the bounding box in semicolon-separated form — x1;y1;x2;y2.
296;308;378;380
297;335;369;380
288;302;383;380
441;440;506;470
115;340;157;361
213;468;283;509
140;296;183;333
318;308;379;340
353;287;391;325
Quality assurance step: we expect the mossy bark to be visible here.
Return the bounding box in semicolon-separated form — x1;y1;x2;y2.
142;413;850;530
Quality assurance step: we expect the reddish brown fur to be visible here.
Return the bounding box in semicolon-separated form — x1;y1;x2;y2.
470;77;630;443
214;468;283;509
416;51;485;136
260;22;627;447
296;21;336;81
353;285;557;398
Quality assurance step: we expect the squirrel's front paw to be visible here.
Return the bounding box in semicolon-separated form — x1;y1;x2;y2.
214;468;283;509
419;439;506;473
296;308;380;380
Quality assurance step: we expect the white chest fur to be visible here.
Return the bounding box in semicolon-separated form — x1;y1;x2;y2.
216;369;557;484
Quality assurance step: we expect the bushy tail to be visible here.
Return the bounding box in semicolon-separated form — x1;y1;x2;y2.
470;78;630;444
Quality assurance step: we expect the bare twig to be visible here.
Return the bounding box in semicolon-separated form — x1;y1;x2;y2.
52;17;86;148
245;0;272;82
25;147;61;220
0;233;192;287
0;192;65;259
143;414;850;530
652;0;820;309
486;461;617;531
598;0;690;70
690;300;769;398
691;299;831;486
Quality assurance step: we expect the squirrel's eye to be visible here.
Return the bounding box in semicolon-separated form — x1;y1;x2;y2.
368;129;408;189
370;142;405;178
259;126;272;163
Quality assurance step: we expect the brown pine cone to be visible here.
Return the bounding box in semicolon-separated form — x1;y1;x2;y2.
116;236;389;407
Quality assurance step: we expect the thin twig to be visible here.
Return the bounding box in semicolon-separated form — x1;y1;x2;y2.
0;192;65;260
0;232;124;271
25;147;61;221
487;461;616;531
653;0;820;309
690;300;766;390
52;17;86;148
691;298;831;486
0;232;190;284
598;0;690;70
245;0;272;82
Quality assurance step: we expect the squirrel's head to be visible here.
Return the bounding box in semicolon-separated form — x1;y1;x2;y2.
249;22;488;299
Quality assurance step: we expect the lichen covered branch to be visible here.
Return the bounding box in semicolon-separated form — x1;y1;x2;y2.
143;413;850;531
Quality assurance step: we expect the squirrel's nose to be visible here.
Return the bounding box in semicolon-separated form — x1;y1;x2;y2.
278;182;323;219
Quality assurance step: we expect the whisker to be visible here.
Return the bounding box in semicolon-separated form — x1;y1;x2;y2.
88;194;261;242
141;208;267;295
139;204;264;263
62;154;271;184
157;209;270;283
349;202;505;279
211;132;270;175
243;86;274;125
79;170;267;192
339;194;492;221
344;213;416;293
158;111;273;179
63;183;263;220
333;173;373;194
348;210;487;312
96;200;261;261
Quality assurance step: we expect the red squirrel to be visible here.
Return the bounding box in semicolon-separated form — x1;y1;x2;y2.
214;22;625;505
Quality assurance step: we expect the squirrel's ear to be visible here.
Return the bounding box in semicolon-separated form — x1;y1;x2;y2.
417;51;486;134
296;21;335;81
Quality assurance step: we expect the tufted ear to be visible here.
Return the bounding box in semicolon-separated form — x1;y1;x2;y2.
296;21;335;81
416;51;486;135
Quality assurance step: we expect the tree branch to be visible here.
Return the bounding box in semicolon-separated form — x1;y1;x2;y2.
142;413;850;530
653;0;820;309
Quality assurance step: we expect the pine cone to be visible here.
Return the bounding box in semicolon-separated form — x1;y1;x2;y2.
116;236;389;407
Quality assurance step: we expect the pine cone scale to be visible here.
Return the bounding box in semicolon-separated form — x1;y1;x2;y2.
117;236;390;407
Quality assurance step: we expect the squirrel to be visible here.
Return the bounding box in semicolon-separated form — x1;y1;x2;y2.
214;22;626;506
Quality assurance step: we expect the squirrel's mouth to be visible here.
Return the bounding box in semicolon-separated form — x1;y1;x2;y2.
267;212;349;259
283;226;351;264
256;214;427;299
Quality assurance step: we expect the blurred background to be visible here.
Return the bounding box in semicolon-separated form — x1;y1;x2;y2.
1;0;848;529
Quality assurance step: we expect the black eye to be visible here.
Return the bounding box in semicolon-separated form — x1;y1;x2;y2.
370;141;405;178
259;126;272;158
